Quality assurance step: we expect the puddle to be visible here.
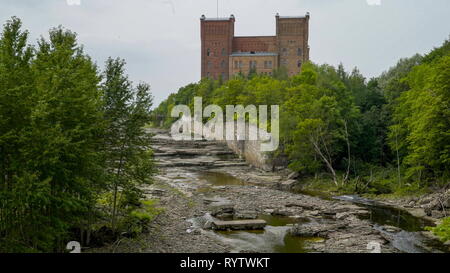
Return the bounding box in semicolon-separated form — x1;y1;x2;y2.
334;195;448;253
197;171;247;186
214;226;312;253
188;213;317;253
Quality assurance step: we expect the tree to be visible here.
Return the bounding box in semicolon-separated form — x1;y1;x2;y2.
29;26;105;251
282;63;359;185
102;58;155;232
390;52;450;182
0;16;36;252
0;21;106;252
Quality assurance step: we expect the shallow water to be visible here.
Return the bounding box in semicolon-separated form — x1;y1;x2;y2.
334;195;448;253
184;170;447;253
197;171;247;186
214;226;314;253
189;213;316;253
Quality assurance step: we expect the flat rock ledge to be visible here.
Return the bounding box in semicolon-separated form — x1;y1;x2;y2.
211;219;267;231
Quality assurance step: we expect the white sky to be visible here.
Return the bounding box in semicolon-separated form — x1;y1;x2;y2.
1;0;449;105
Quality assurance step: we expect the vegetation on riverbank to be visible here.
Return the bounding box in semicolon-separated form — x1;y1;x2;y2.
152;39;450;197
0;17;156;252
427;217;450;242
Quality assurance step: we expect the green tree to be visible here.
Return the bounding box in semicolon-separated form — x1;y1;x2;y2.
102;58;155;232
29;26;105;251
282;63;359;185
0;16;36;252
390;53;450;182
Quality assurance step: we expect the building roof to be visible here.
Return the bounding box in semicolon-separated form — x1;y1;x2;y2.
202;18;231;21
200;15;235;21
276;12;310;19
230;52;278;57
278;16;307;19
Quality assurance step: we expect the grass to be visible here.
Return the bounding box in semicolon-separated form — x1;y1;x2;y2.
293;172;431;200
426;217;450;242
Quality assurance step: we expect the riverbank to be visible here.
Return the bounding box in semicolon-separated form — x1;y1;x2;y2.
291;176;450;229
90;129;449;253
291;175;450;245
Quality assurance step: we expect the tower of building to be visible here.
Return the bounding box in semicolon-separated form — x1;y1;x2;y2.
200;13;310;80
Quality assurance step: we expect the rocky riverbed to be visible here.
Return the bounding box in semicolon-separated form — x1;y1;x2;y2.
92;129;448;253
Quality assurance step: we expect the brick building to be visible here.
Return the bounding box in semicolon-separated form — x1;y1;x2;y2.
200;13;310;80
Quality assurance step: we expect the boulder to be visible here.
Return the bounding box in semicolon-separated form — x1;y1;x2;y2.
405;201;416;208
279;180;298;191
203;221;213;229
235;211;258;220
210;203;235;218
431;210;445;219
321;211;337;217
271;209;294;217
287;172;300;180
381;225;402;233
336;212;352;220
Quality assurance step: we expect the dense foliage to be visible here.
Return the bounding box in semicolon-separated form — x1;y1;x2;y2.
0;17;156;252
153;39;450;194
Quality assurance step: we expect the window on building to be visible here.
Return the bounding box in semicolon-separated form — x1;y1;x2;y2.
239;61;243;68
207;48;211;57
264;61;273;69
221;60;226;69
222;48;226;56
297;60;302;68
208;61;212;69
282;48;288;56
206;72;210;78
234;61;239;69
249;60;257;70
221;72;226;79
297;48;302;56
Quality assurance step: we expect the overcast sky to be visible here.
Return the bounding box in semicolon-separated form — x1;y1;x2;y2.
1;0;449;105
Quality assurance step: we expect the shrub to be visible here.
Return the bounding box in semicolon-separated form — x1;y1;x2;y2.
426;217;450;242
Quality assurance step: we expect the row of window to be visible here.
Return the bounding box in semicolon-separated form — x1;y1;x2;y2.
281;59;303;68
207;71;274;77
208;59;301;70
207;60;227;69
206;72;227;79
233;60;273;69
207;48;227;57
206;48;303;57
282;48;303;57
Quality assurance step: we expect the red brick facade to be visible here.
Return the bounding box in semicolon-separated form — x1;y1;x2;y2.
201;13;310;80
